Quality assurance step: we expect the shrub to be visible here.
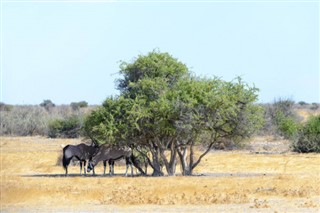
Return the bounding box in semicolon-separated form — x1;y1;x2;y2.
277;116;300;139
47;119;63;138
293;115;320;153
260;98;299;138
48;116;82;138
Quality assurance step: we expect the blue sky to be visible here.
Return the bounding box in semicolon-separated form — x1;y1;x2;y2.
1;1;319;105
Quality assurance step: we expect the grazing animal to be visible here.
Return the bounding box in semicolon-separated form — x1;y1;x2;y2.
87;144;134;176
62;143;98;176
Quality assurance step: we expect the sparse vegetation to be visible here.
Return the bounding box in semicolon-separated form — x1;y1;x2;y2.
0;106;48;136
0;104;92;137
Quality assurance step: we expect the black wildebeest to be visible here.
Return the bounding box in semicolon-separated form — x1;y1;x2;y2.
62;143;98;176
87;144;137;176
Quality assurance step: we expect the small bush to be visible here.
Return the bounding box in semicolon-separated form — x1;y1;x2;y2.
48;116;82;138
276;113;300;139
293;115;320;153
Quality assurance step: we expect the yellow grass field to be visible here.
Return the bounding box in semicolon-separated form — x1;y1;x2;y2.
1;136;319;212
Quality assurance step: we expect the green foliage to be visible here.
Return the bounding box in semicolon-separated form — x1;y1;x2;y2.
293;115;320;153
48;116;82;138
117;49;189;99
277;115;300;139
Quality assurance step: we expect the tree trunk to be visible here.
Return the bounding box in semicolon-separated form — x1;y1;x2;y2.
177;147;191;175
159;139;177;176
151;146;164;176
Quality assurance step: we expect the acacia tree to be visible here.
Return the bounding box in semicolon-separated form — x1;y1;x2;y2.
84;50;263;176
170;77;263;175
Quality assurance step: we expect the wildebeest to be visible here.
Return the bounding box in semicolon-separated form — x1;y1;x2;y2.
62;143;98;176
87;144;135;176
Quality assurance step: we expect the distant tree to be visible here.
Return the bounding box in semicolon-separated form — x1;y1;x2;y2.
40;99;55;111
70;101;88;111
0;102;13;111
298;101;308;106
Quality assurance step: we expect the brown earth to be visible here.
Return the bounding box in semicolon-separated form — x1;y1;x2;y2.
0;136;319;212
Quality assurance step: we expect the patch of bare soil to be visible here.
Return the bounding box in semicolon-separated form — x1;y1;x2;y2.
1;136;319;212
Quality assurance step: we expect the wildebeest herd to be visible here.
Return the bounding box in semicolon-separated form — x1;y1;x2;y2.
62;143;147;177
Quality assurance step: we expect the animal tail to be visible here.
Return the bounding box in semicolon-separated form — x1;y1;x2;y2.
62;145;71;170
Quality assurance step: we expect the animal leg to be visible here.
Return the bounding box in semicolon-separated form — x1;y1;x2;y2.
111;161;114;175
84;161;87;175
65;166;68;176
103;161;107;176
130;163;133;177
109;159;114;176
125;163;128;177
80;161;83;175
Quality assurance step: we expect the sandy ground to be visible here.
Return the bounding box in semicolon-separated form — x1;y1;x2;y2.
0;136;319;212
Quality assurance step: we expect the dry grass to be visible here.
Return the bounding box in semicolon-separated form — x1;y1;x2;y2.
1;136;320;212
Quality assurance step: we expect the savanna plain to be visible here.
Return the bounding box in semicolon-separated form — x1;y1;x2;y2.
1;135;319;212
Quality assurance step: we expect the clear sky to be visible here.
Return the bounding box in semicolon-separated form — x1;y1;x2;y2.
1;1;319;105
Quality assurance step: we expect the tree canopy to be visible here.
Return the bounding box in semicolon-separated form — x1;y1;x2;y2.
84;50;263;176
